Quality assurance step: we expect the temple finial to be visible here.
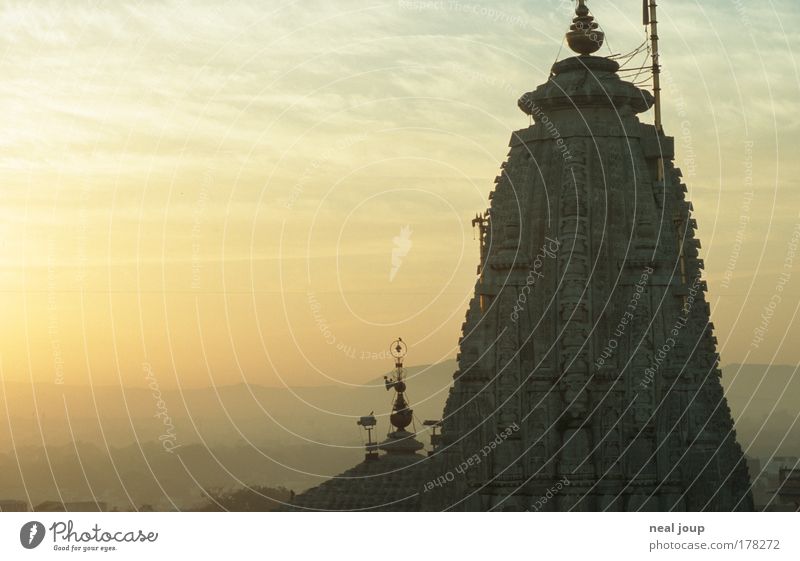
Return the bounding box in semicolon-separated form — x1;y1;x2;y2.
380;338;424;455
566;0;604;55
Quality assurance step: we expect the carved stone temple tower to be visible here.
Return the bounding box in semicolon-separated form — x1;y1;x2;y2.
424;1;754;511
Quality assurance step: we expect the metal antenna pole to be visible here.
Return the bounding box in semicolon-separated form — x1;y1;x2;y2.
644;0;664;182
646;0;662;133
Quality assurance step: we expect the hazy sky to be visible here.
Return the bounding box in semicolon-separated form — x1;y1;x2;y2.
1;0;798;388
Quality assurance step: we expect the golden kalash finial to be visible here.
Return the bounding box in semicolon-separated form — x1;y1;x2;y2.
566;0;604;55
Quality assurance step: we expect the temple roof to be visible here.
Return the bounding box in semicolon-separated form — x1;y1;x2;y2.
287;338;434;511
518;55;654;117
286;452;432;511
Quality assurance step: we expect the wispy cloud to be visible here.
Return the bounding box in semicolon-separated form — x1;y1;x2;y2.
1;0;798;382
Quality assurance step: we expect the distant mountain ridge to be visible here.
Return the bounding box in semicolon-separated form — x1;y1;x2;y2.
0;360;458;451
0;361;797;509
1;360;796;459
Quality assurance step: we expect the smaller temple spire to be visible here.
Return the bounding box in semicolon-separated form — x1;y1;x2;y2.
566;0;604;55
380;338;424;455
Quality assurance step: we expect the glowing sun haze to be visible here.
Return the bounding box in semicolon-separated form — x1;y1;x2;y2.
1;0;798;388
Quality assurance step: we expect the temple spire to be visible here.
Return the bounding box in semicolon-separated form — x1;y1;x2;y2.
566;0;604;55
380;338;423;455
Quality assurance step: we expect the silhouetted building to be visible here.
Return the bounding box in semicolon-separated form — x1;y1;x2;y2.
0;500;29;512
35;501;107;512
289;340;431;511
775;468;800;510
290;0;753;512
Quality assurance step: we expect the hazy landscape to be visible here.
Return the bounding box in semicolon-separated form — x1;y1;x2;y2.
0;361;797;510
0;361;454;510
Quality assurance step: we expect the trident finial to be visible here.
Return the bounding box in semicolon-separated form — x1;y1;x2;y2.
566;0;604;56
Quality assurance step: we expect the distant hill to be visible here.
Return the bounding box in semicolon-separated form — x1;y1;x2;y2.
0;360;457;451
0;361;457;509
0;360;797;510
1;360;796;457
